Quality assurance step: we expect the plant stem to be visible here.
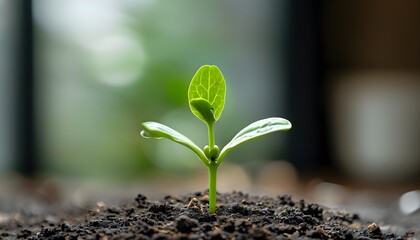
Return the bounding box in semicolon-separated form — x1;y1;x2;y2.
207;122;215;150
207;119;217;213
208;162;218;213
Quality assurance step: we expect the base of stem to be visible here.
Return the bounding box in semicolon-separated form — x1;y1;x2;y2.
208;163;218;213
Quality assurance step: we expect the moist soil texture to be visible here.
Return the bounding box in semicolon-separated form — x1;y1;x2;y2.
0;190;415;239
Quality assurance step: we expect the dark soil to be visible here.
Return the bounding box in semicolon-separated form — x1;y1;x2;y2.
0;190;415;239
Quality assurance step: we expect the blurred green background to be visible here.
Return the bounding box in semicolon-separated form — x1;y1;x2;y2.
2;0;420;194
25;0;289;181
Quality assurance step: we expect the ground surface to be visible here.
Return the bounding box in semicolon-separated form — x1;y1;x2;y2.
0;190;416;239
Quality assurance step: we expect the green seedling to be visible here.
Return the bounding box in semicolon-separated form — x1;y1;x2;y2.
140;65;292;213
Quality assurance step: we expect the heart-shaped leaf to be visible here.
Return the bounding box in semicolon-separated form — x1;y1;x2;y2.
141;121;208;166
217;117;292;165
188;65;226;123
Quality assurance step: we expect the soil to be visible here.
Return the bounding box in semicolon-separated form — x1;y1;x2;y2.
0;190;416;240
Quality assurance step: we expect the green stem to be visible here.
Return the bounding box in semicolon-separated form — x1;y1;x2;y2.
207;120;217;213
207;121;215;150
208;162;218;213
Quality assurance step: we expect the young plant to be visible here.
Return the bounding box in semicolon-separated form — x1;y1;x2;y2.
140;65;292;213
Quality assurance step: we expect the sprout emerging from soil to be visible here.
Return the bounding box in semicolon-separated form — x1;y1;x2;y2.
141;65;292;213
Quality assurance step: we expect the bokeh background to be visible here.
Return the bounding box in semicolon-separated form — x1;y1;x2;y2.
1;0;420;221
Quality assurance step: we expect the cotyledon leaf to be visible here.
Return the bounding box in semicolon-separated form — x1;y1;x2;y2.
216;117;292;165
141;121;209;166
188;65;226;123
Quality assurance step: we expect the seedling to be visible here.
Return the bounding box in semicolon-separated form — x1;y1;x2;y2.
141;65;292;213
